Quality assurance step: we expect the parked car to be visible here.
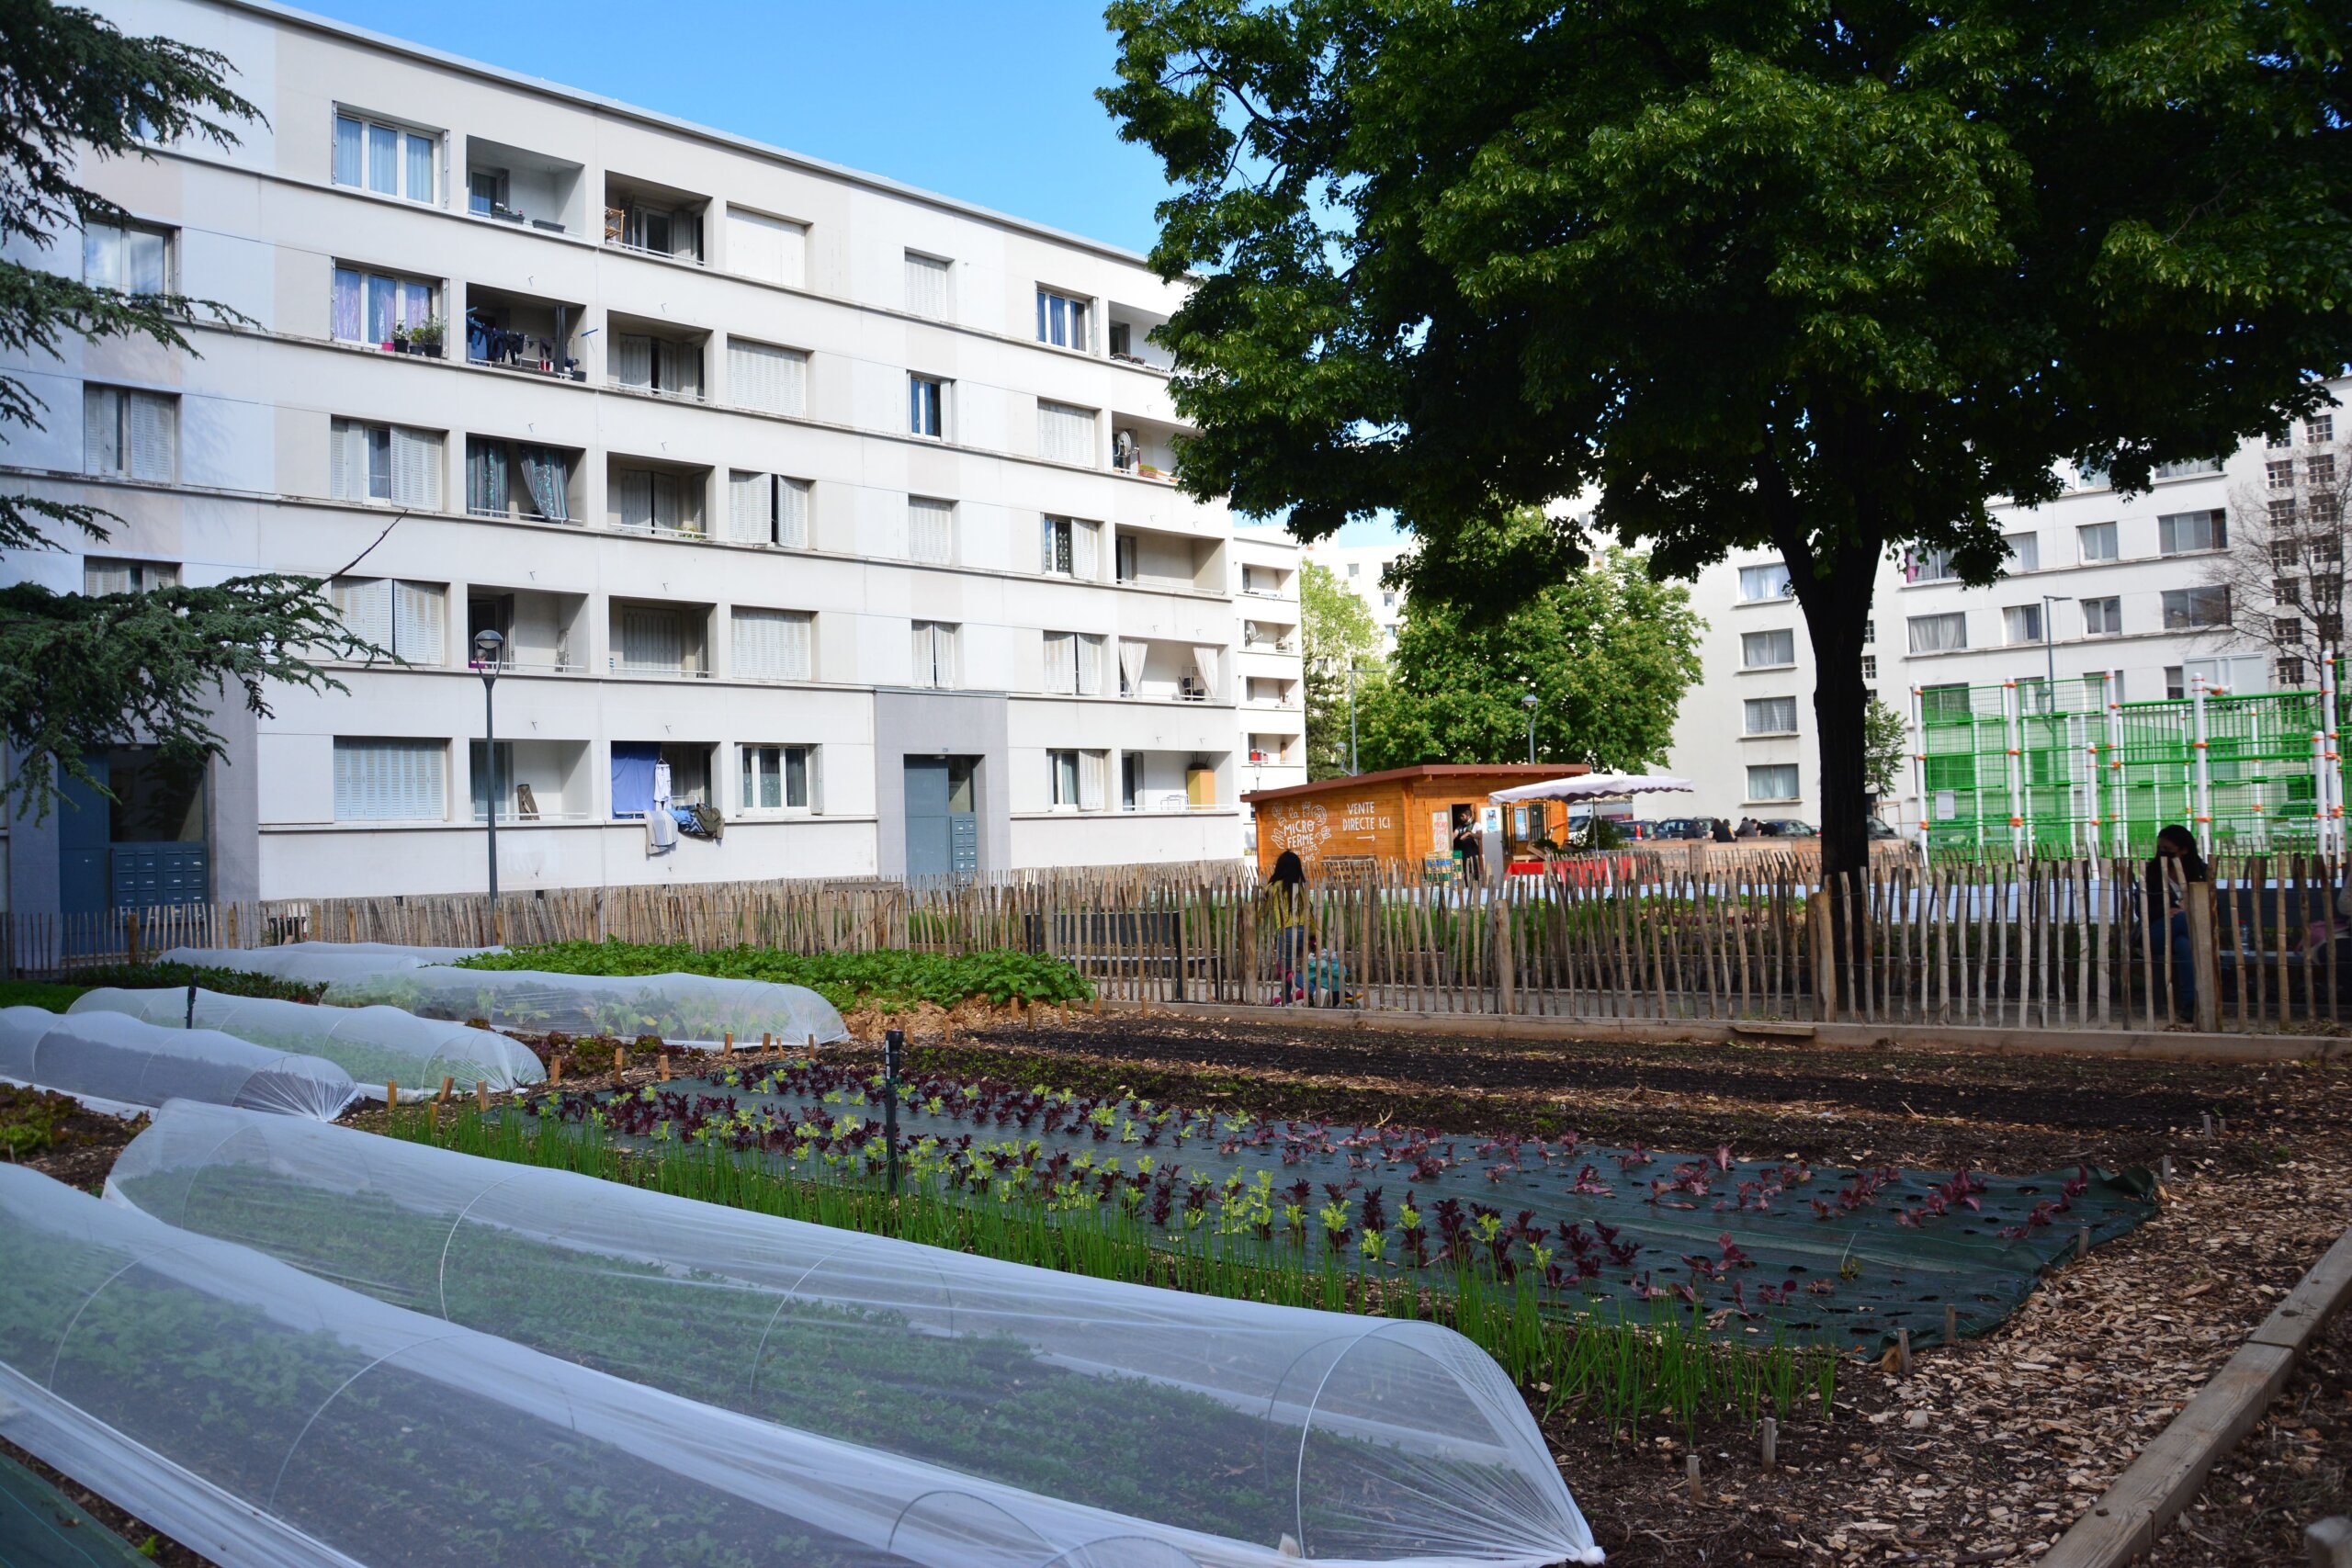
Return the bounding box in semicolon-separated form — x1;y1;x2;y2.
1754;818;1816;838
1865;818;1901;840
1647;817;1720;840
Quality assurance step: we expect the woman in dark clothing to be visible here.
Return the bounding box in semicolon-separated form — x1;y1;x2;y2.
1266;851;1310;1002
1451;807;1486;882
2144;823;2208;1019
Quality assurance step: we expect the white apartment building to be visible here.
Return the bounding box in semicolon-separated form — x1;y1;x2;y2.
0;0;1304;916
1301;536;1416;651
1664;392;2345;829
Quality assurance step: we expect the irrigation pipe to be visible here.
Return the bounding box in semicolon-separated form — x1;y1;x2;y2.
2041;1219;2352;1565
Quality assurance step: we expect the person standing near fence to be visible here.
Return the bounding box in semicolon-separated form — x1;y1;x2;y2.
1450;807;1486;883
2143;823;2208;1021
1266;851;1311;1004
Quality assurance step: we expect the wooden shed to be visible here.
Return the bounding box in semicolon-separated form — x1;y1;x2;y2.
1241;764;1592;875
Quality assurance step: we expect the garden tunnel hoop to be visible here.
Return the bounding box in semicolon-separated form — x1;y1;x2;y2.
6;1161;1601;1568
0;1008;357;1121
106;1100;1603;1566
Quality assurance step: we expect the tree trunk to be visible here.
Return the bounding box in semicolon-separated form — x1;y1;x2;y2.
1782;533;1881;1012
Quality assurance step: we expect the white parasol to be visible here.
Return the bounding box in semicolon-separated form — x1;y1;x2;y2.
1488;773;1694;803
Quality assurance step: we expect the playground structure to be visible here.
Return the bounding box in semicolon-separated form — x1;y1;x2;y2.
1910;663;2348;859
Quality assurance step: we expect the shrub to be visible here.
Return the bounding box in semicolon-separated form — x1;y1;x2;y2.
457;942;1091;1013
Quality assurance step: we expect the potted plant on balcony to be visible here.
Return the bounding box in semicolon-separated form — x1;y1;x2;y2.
390;323;410;354
412;317;446;359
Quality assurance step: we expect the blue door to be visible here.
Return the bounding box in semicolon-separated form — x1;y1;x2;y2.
904;758;978;879
58;759;110;916
60;747;210;917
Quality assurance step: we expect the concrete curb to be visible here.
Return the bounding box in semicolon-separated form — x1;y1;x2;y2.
2041;1222;2352;1565
1080;998;2352;1066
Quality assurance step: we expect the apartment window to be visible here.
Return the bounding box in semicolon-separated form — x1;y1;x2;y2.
2077;522;2118;563
1042;630;1105;696
1746;764;1799;803
728;471;809;547
2277;615;2304;645
2313;415;2337;445
1036;288;1091;350
1346;562;1360;578
1862;620;1874;646
910;374;945;437
2318;493;2346;525
740;744;814;811
84;221;171;295
2280;656;2309;686
608;466;704;536
2002;604;2044;645
1743;696;1798;736
908;496;954;564
1120;751;1142;809
330;577;447;663
905;252;952;317
2311;454;2338;488
726;207;806;288
1908;612;1968;653
2271;429;2294;451
83;558;178;595
83;387;175;481
2278;576;2305;606
609;199;702;262
1040;515;1100;578
1919;684;1972;724
1737;562;1791;602
466;438;571;523
333;739;446;821
1741;627;1795;668
613;333;704;400
1860;654;1877;681
728;339;808;416
2003;531;2040;573
2318;533;2346;564
731;606;813;682
330;419;442;508
2083;596;2122;637
2269;460;2297;491
1047;749;1106;810
2162;586;2231;629
910;620;958;688
331;265;435;346
2274;536;2302;568
2157;510;2225;555
333;112;436;204
1038;400;1098;465
616;603;697;673
1907;547;1959;582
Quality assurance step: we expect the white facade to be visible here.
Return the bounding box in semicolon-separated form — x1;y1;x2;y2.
0;0;1300;912
1301;537;1416;651
1664;397;2344;829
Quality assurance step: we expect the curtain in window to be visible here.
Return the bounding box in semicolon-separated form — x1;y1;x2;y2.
1037;402;1096;466
1043;631;1076;694
84;561;133;596
367;275;396;344
1041;517;1069;574
518;446;567;521
619;605;685;670
612;469;654;531
366;123;398;195
1191;645;1219;700
650;471;695;533
331;268;364;341
656;339;702;400
1907;614;1967;654
909;498;952;563
775;478;809;547
1117;639;1147;696
614;334;653;389
334;115;363;186
399;279;432;331
1079;751;1105;811
403;132;434;203
329;577;393;653
85;388;121;475
1078;635;1103;696
334;739;446;821
392;581;445;663
1072;520;1100;581
128;393;175;482
467;439;508;516
729;470;770;543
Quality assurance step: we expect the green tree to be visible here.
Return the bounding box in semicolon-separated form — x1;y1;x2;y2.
1102;0;2352;886
1864;696;1909;801
1296;558;1381;776
1356;534;1702;773
0;1;369;818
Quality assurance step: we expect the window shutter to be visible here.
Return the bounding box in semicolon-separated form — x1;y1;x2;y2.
392;581;445;663
728;340;806;415
909;498;952;563
1043;630;1076;694
1038;401;1095;466
911;621;930;683
1078;635;1103;696
778;610;812;680
936;624;956;686
615;333;653;389
1073;520;1100;581
331;577;393;652
85;387;119;475
732;606;785;679
1080;750;1105;812
905;253;949;316
84;560;132;596
807;745;824;813
329;417;351;499
334;739;447;821
390;427;441;508
775;478;809;547
727;209;806;286
129;392;175;481
729;469;770;542
621;604;684;670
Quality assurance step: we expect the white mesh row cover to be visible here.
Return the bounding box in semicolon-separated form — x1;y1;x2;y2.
67;988;545;1100
159;941;498;987
0;1163;1209;1568
0;1008;357;1121
109;1102;1602;1566
318;964;851;1049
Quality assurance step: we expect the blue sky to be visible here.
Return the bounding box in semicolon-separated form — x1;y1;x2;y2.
288;0;1404;544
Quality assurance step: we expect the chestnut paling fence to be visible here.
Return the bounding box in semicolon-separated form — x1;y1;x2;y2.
6;853;2343;1032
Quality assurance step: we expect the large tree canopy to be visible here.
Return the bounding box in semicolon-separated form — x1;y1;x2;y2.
1102;0;2352;878
0;0;369;818
1357;533;1700;774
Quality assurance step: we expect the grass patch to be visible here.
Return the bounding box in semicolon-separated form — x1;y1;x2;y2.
0;980;85;1011
61;962;322;1003
456;940;1091;1013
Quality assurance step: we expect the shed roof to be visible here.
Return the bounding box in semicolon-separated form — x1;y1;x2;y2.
1240;763;1589;807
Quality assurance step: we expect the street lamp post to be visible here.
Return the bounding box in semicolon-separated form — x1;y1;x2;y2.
1346;663;1375;774
2041;594;2074;704
1521;689;1539;763
470;627;504;936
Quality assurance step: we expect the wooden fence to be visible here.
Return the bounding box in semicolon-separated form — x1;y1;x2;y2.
8;853;2343;1033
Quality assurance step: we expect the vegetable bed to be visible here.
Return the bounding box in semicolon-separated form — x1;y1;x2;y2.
454;940;1091;1015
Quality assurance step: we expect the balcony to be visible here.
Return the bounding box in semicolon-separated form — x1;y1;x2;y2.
1114;525;1220;592
469;739;593;821
1111;414;1183;483
1115;637;1223;704
467;437;583;525
1238;563;1292;599
608;598;712;678
1239;615;1297;654
604;174;707;265
1105;303;1174;372
1243;675;1298;707
469;586;585;673
606;456;711;539
463;283;585;381
464;138;584;234
605;312;708;401
1117;750;1226;812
